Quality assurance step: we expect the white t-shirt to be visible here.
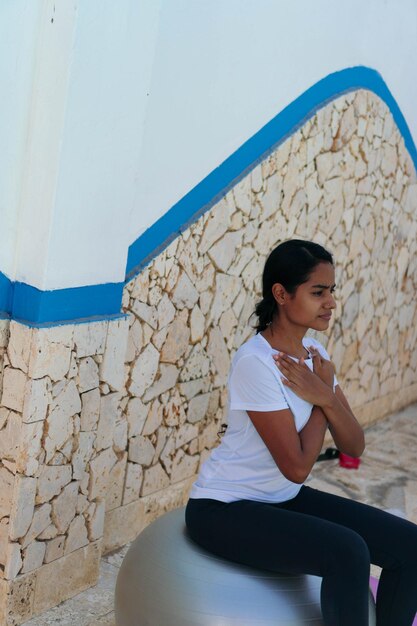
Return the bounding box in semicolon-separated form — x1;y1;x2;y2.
189;333;338;503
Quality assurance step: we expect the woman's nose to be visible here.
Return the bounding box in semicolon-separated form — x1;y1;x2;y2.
327;294;336;309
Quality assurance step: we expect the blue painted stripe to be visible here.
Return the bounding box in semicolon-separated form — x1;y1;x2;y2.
0;272;13;315
11;281;125;326
126;65;417;280
0;65;416;326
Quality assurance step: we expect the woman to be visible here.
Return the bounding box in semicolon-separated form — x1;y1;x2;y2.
186;239;417;626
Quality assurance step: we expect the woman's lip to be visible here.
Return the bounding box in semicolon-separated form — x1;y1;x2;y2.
319;314;332;320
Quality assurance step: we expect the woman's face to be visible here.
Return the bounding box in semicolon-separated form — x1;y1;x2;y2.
274;262;336;331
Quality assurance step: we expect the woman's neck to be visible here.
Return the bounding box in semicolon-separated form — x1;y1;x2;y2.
261;322;308;359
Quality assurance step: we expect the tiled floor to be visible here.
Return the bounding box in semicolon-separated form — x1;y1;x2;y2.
24;402;417;625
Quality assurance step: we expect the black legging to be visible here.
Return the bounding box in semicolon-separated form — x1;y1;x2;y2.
185;486;417;626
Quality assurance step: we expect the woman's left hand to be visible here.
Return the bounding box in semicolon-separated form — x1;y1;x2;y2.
309;347;335;388
273;353;334;406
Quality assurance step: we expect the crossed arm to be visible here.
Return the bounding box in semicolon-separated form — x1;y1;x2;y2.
247;350;365;484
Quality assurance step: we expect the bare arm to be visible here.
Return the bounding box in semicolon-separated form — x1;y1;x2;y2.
322;385;365;457
248;405;328;484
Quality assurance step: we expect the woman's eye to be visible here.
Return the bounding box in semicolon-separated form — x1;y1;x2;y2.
313;292;323;296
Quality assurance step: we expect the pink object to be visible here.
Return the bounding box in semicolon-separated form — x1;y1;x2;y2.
370;576;417;625
339;453;361;469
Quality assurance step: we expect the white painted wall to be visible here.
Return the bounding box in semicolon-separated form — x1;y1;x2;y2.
132;0;417;242
0;1;41;280
0;0;160;289
0;0;416;290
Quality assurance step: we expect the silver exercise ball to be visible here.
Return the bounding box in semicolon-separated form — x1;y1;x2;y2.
115;506;376;626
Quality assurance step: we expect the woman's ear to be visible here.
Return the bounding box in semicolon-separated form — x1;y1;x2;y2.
271;283;286;306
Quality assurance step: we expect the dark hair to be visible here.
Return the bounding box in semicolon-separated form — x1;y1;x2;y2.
253;239;333;332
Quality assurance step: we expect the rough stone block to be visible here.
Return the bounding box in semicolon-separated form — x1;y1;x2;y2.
170;450;199;483
207;231;242;273
232;175;252;215
28;329;72;381
22;377;50;424
38;524;58;541
72;431;96;480
21;504;52;549
17;421;44;476
156;293;176;330
219;308;238;342
141;399;163;436
44;536;65;564
88;448;118;501
0;571;36;625
141;463;169;496
96;392;120;451
142;364;179;403
1;368;27;413
7;322;33;373
124;318;143;363
33;541;100;615
180;344;210;383
160;391;187;429
105;452;127;511
140;477;194;531
9;475;36;541
0;412;21;463
130;272;149;302
78;357;99;394
207;328;230;386
0;518;9;567
125;397;147;437
65;515;89;554
171;271;199;310
86;501;105;542
73;322;107;358
123;462;143;505
44;380;80;461
199;199;231;253
128;436;155;466
113;420;128;453
103;500;145;554
129;343;159;397
100;318;129;391
160;309;190;364
209;274;242;324
36;465;72;505
190;305;205;344
80;388;100;431
0;319;10;349
51;481;79;534
132;301;158;330
4;543;22;580
21;541;46;574
175;423;199;448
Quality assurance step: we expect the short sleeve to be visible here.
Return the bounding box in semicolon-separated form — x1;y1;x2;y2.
308;339;338;389
229;355;290;412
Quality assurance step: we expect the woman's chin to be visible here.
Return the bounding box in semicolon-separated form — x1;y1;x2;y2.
312;317;331;330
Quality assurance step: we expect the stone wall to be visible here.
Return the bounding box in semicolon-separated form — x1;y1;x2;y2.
0;318;129;624
0;89;416;624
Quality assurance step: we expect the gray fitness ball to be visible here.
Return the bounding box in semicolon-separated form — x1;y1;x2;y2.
115;506;376;625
